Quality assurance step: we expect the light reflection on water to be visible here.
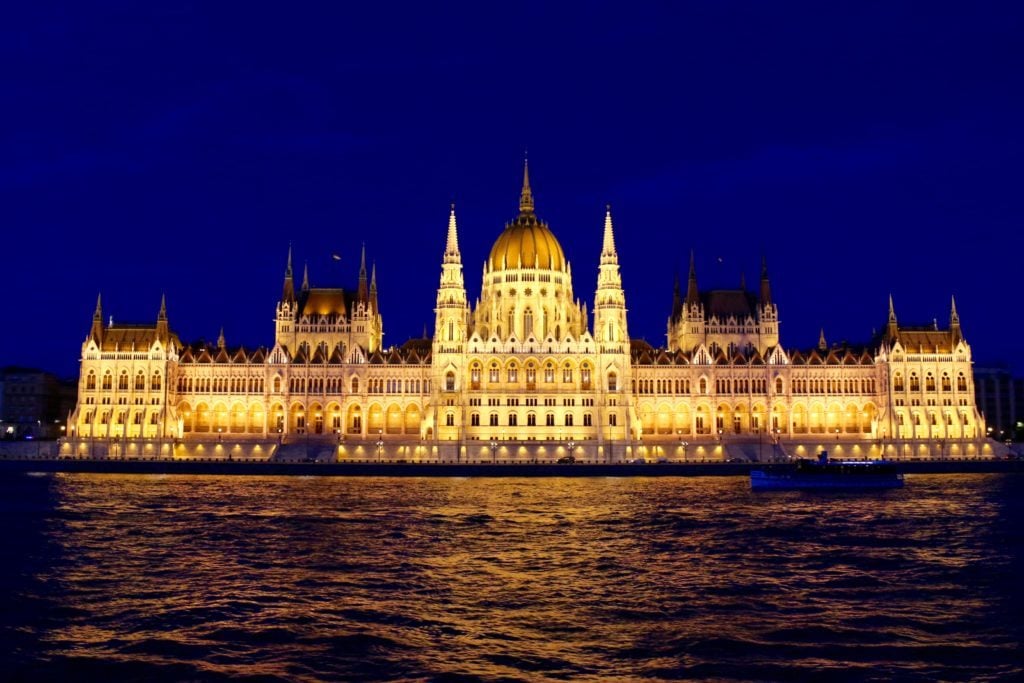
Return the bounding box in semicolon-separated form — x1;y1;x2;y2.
2;474;1022;681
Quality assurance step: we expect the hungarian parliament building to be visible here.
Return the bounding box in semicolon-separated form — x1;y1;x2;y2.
66;164;991;461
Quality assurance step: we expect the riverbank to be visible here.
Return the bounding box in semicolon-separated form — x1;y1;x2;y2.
1;456;1021;477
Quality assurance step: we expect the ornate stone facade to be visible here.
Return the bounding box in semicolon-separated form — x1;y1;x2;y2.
66;164;991;460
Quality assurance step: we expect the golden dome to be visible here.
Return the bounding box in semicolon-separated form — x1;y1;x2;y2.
487;159;566;272
489;214;566;271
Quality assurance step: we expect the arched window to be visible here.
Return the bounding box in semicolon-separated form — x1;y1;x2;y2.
102;372;112;391
909;373;919;391
544;362;555;383
489;363;500;383
445;371;456;391
894;373;904;391
445;413;454;427
524;308;533;338
508;414;518;426
151;372;161;391
957;373;967;392
471;413;480;426
135;371;145;391
926;373;936;392
507;363;518;383
118;372;129;391
565;414;574;426
527;413;536;426
607;371;617;391
489;413;499;427
86;371;96;391
775;377;784;394
351;376;360;393
699;377;707;394
273;376;282;393
941;373;951;392
562;363;573;383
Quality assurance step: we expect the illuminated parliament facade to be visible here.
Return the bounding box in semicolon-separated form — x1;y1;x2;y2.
66;164;992;460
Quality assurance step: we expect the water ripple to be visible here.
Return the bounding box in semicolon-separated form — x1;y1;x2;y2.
1;473;1021;681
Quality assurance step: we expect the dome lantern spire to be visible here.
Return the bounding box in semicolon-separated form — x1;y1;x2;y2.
519;156;534;214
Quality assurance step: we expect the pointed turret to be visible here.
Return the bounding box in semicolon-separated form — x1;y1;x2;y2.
759;255;773;306
950;295;962;344
282;244;295;303
685;250;700;308
519;157;534;214
818;328;828;351
90;293;104;343
357;243;368;302
444;203;461;264
600;204;618;265
217;327;226;350
156;293;168;341
301;262;309;292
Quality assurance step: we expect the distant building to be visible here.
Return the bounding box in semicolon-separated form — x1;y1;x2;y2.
0;367;77;439
65;163;993;460
974;366;1024;442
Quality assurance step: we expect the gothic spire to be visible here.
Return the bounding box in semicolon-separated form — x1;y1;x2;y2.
818;328;828;351
950;295;962;343
357;243;368;302
301;262;309;292
685;250;700;307
282;244;295;303
519;156;534;214
90;292;104;342
217;327;226;350
369;262;379;311
600;204;618;264
444;203;461;264
760;254;773;306
886;293;899;340
156;293;168;341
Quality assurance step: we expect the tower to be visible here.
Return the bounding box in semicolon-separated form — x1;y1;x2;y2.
593;206;629;348
431;204;470;441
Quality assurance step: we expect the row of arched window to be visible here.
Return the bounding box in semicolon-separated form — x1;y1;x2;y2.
178;376;265;393
893;372;967;393
85;370;161;392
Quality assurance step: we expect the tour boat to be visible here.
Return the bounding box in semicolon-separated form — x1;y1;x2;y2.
750;453;904;491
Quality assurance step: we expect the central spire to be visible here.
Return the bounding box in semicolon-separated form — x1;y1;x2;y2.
519;156;534;214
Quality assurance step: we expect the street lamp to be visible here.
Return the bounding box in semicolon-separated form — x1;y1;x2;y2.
490;438;498;464
376;429;384;463
567;438;576;462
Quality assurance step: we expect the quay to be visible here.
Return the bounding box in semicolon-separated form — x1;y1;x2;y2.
1;454;1021;478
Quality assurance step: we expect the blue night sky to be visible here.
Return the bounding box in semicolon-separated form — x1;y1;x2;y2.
3;3;1023;377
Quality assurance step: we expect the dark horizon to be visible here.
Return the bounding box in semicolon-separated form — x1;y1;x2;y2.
4;3;1022;378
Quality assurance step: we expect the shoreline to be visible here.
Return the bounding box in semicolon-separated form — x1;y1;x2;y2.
1;457;1021;477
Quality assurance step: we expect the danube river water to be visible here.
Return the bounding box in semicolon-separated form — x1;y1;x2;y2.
2;473;1022;681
